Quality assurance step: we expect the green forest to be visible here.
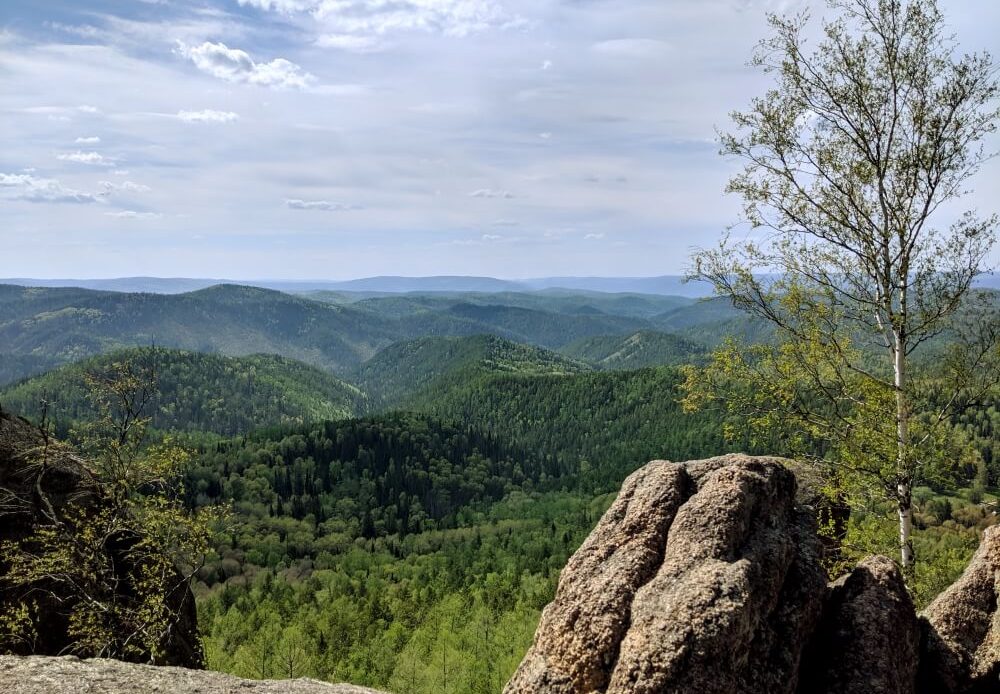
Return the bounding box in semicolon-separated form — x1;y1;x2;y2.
4;0;1000;691
1;284;998;693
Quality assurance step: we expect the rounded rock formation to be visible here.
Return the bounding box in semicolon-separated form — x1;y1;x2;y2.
506;455;1000;694
919;525;1000;694
506;455;828;694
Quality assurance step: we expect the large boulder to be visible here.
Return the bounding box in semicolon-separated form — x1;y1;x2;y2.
506;454;1000;694
506;455;828;694
505;461;691;693
0;410;202;667
919;525;1000;694
799;555;920;694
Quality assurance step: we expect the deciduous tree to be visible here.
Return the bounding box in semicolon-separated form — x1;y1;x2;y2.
686;0;1000;568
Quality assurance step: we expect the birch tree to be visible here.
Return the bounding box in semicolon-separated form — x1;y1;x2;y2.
687;0;999;568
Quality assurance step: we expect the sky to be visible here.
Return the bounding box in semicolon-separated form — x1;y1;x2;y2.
1;0;998;280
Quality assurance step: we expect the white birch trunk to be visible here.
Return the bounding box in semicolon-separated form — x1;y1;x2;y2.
894;336;914;568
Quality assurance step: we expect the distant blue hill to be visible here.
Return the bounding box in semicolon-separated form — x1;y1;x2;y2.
522;276;714;297
0;275;714;296
0;277;220;294
3;274;994;297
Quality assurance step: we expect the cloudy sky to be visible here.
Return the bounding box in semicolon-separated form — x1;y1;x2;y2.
1;0;998;279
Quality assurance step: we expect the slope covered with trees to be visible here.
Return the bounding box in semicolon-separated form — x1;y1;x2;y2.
309;289;694;320
0;284;399;384
186;383;735;691
0;348;364;436
560;330;704;369
186;412;617;689
0;285;697;387
400;366;746;491
355;335;590;407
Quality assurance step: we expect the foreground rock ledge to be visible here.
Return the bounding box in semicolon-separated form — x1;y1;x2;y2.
0;655;386;694
506;455;1000;694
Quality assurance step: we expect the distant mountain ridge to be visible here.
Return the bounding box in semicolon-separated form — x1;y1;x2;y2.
0;283;751;387
6;274;998;298
0;275;718;297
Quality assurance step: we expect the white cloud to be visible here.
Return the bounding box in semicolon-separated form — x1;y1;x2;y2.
584;232;606;240
75;136;101;144
21;104;101;118
111;169;130;177
236;0;313;11
538;132;552;139
482;233;502;241
177;109;240;123
178;42;314;90
0;172;101;204
105;210;161;219
541;60;553;70
469;188;514;199
314;0;517;37
316;34;385;53
309;84;371;96
56;151;115;166
240;0;520;38
45;21;104;39
592;38;672;58
285;198;360;211
100;180;151;194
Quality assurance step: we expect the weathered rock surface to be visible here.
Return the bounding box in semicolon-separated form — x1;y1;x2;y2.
0;410;202;667
919;525;1000;694
0;655;385;693
799;555;919;694
507;454;1000;694
506;461;691;693
507;454;828;694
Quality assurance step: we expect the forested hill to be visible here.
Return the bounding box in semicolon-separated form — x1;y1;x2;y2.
355;335;591;407
342;289;694;319
560;330;705;369
406;365;746;490
651;296;771;347
0;284;398;383
0;348;365;436
189;398;726;689
181;355;767;691
0;284;748;387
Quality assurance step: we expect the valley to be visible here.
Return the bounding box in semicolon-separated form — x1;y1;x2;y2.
1;280;997;692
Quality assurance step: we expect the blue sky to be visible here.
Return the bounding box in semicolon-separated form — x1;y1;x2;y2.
1;0;998;279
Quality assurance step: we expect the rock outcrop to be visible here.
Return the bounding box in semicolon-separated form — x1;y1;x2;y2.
0;655;386;693
507;455;828;694
919;525;1000;694
505;461;691;694
799;555;919;694
507;454;1000;694
0;410;202;667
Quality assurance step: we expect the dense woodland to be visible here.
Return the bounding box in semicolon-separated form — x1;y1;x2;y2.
560;330;704;370
0;283;997;692
0;284;746;387
185;382;742;690
0;348;366;437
